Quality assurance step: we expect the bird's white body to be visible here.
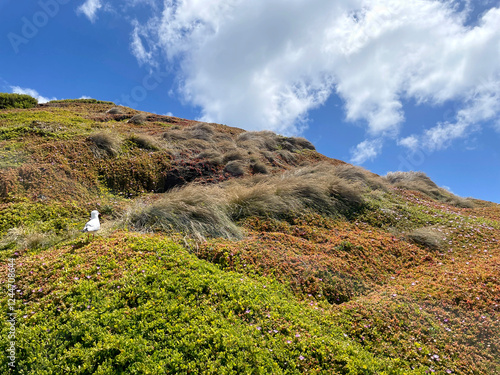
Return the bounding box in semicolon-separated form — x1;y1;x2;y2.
82;210;100;233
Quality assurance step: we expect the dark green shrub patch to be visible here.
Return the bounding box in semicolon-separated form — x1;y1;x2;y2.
0;93;38;109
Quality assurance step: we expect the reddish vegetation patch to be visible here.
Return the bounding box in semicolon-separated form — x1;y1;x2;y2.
199;214;429;303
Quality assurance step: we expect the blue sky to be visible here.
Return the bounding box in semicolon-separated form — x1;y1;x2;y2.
1;0;499;203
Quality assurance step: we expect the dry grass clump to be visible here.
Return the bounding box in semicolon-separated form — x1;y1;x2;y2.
128;113;147;125
162;129;189;143
276;149;297;164
128;133;161;151
183;138;212;151
237;131;278;151
251;162;268;174
0;227;67;251
385;171;474;207
122;185;242;241
106;107;125;115
224;160;246;176
225;163;365;220
121;162;371;240
87;131;122;158
287;137;316;150
186;123;215;141
223;149;246;163
406;227;444;250
334;164;387;191
448;197;476;208
197;150;224;166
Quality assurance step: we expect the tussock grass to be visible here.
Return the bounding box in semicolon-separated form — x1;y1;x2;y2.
406;226;444;250
128;133;161;151
128;113;147;125
123;163;368;240
186;123;215;141
87;131;122;158
251;161;268;174
197;150;223;166
122;185;242;241
223;149;246;163
276;149;296;163
106;107;125;114
334;164;388;191
287;137;316;150
237;131;278;151
385;171;476;207
224;160;246;176
225;163;366;221
0;226;79;252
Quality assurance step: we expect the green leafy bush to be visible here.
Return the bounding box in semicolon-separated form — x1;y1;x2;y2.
0;93;38;109
49;98;115;105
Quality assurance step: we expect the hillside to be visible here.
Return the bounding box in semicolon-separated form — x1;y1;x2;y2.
0;99;499;374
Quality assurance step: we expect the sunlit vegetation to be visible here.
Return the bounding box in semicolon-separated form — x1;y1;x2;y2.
0;101;498;374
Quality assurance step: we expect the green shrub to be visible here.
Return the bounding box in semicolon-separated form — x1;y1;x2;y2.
49;98;115;105
0;93;38;109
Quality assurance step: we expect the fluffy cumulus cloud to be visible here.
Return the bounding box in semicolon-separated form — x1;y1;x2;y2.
10;86;57;104
126;0;500;161
350;139;383;164
78;0;103;22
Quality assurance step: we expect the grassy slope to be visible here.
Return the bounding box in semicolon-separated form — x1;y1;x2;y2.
0;101;499;374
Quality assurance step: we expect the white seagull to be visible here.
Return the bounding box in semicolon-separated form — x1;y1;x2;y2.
82;210;100;239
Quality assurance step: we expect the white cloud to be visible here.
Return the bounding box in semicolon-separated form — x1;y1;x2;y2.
398;135;419;151
11;86;57;104
129;0;500;158
78;0;103;23
130;19;157;67
350;139;383;164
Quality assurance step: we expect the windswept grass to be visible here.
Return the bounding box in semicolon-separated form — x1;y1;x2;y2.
87;131;122;158
122;185;242;241
123;163;368;240
406;226;445;250
385;171;475;208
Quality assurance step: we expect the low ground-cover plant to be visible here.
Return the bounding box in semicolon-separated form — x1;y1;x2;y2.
1;101;499;374
0;233;418;374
